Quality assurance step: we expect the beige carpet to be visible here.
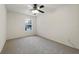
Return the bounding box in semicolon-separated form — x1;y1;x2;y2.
1;36;79;54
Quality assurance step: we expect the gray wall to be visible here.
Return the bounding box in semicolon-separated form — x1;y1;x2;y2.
0;5;7;52
7;11;37;39
37;5;79;49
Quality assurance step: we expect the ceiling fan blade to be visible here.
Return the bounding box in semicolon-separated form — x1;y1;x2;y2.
40;5;44;8
38;10;45;13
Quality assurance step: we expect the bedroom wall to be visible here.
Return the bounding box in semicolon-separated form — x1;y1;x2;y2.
0;5;7;52
7;11;37;39
37;5;79;49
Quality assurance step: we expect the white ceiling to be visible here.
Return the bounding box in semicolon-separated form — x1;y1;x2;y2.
6;4;64;16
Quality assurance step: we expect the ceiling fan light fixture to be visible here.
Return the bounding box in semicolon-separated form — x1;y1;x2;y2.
32;10;39;14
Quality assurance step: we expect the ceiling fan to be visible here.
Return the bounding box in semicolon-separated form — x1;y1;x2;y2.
29;4;45;15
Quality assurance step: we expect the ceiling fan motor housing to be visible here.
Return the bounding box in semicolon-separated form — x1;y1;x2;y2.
32;4;45;14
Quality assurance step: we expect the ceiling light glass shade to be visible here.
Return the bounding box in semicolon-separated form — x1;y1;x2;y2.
32;10;39;14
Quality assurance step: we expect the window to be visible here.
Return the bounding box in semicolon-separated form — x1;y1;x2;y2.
25;19;32;31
